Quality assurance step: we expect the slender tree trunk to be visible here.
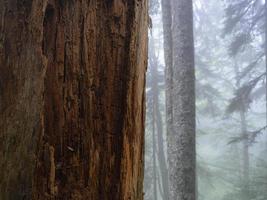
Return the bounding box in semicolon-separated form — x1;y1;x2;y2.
234;60;250;200
152;111;158;200
161;0;173;145
0;1;147;199
265;0;267;140
240;111;250;199
150;35;169;200
168;0;196;199
161;1;172;198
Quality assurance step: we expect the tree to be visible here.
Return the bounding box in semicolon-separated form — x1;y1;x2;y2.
145;1;169;198
233;60;250;200
150;35;169;200
224;0;267;139
161;0;173;160
223;1;267;198
167;0;196;199
265;0;267;134
160;0;173;197
0;0;147;199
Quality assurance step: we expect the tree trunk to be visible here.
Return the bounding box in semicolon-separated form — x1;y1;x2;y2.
161;0;173;146
265;0;267;140
240;111;250;200
152;110;158;200
0;0;147;199
150;35;169;200
160;0;172;198
234;59;250;200
168;0;196;199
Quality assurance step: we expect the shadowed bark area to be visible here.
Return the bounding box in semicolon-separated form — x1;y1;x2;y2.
0;0;147;199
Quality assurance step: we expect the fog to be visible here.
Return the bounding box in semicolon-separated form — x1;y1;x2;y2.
145;0;267;199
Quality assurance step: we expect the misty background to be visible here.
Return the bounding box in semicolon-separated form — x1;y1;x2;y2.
144;0;267;199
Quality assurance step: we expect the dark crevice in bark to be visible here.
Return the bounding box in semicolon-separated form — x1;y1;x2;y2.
42;4;55;57
63;43;67;83
40;2;60;198
78;16;85;120
115;2;136;198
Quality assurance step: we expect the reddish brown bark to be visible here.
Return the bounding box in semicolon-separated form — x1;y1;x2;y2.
0;0;147;199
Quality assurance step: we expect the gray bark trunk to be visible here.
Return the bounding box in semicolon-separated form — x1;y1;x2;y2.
160;0;172;197
265;0;267;138
161;0;173;145
168;0;196;199
152;111;158;200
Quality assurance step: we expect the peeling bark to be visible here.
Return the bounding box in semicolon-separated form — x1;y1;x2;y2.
0;0;147;199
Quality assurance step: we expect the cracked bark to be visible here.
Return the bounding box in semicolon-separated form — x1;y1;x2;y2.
0;0;147;199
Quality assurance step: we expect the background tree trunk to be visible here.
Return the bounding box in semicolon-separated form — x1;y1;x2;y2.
161;0;173;148
160;1;172;198
152;111;158;200
0;0;147;199
240;111;250;200
234;60;250;200
265;0;267;140
150;35;169;200
168;0;196;199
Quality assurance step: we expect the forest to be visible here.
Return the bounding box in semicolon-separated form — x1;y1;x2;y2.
0;0;266;200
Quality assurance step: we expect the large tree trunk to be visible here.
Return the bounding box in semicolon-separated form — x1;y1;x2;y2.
0;0;147;199
168;0;196;199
